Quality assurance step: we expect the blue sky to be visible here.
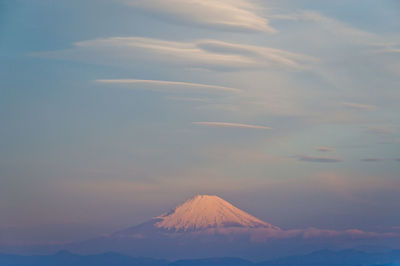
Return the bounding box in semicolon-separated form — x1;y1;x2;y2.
1;0;400;242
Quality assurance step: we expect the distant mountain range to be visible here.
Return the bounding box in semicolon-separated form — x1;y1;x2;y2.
2;249;400;266
2;195;400;262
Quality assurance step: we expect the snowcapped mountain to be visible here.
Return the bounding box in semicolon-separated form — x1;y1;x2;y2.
154;195;279;232
114;195;280;237
20;195;398;260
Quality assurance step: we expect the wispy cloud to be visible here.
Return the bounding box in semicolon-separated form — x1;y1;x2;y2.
36;37;314;71
295;155;343;163
315;146;335;153
117;0;276;33
195;39;314;69
296;11;373;39
192;122;271;130
341;102;377;111
166;96;210;102
269;10;373;40
95;79;241;93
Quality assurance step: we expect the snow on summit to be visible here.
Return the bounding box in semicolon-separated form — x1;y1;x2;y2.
154;195;280;232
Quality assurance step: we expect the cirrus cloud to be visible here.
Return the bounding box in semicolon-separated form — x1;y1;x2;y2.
95;79;241;94
117;0;276;33
295;155;343;163
341;102;377;111
192;122;271;130
35;37;314;71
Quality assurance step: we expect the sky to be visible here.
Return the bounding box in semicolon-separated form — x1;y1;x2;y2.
1;0;400;244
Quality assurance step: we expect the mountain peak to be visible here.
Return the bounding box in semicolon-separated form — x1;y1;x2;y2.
153;195;280;232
